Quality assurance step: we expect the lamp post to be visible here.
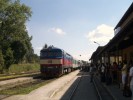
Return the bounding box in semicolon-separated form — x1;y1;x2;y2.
94;41;100;46
79;55;82;70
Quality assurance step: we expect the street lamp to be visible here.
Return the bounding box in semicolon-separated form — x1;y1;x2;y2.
79;55;81;61
94;41;100;46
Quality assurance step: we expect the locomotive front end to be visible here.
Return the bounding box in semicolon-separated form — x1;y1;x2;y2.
40;47;63;78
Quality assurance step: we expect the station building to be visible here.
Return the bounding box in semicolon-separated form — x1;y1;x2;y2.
90;2;133;65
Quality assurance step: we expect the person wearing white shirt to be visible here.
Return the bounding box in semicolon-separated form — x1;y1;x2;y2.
129;65;133;99
100;63;105;82
90;63;95;82
101;65;105;73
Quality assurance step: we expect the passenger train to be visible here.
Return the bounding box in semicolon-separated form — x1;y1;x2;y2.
40;46;80;78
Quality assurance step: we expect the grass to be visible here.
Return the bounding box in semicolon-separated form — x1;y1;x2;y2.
0;73;39;81
0;63;40;80
8;63;40;74
0;79;55;95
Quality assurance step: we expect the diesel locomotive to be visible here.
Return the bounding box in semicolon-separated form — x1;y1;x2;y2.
40;46;80;78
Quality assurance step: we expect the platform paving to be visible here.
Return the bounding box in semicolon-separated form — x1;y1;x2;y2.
97;75;131;100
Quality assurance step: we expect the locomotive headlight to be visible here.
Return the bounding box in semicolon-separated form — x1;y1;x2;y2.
56;66;58;68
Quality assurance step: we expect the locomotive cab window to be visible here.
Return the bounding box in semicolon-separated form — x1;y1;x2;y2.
40;51;62;59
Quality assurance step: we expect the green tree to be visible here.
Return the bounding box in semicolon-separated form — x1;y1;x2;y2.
33;54;39;63
0;0;32;70
11;40;27;63
0;50;4;73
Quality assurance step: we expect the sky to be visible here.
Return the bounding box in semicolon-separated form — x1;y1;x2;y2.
21;0;132;61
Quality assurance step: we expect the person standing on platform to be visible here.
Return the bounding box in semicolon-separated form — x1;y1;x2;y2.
90;63;95;82
112;62;118;82
122;61;127;96
129;62;133;99
101;63;105;82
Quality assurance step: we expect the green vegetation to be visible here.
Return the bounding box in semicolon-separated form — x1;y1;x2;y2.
0;0;39;73
0;72;38;81
0;63;40;80
0;79;55;95
9;63;40;74
0;50;4;72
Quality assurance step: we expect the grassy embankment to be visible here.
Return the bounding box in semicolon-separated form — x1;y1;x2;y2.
0;63;53;95
0;79;55;95
0;63;40;80
9;63;40;73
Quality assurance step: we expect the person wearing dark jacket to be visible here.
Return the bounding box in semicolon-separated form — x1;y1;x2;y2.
90;63;95;82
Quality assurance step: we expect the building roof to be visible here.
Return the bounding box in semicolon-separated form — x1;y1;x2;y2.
90;46;104;60
115;2;133;29
98;20;133;55
97;2;133;55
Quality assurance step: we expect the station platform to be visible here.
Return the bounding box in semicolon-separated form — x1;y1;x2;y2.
96;75;131;100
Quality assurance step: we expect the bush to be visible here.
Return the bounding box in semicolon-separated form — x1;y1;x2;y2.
0;50;4;73
8;63;40;74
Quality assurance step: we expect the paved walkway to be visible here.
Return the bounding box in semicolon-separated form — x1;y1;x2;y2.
104;83;131;100
97;75;131;100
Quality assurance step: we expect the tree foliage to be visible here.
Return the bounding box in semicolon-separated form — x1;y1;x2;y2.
0;49;4;73
0;0;38;71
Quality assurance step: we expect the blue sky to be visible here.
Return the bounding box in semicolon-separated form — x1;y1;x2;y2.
21;0;132;61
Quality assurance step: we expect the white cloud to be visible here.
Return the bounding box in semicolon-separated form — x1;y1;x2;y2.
49;27;66;35
86;24;114;45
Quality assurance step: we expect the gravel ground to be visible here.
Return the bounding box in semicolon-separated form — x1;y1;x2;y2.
0;77;33;86
3;70;80;100
0;77;34;91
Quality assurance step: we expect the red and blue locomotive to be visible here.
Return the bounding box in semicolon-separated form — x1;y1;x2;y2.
40;46;79;78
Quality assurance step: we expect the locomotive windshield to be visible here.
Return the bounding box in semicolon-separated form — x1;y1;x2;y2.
40;51;62;59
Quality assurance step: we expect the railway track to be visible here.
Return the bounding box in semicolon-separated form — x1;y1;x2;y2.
93;76;117;100
0;71;117;100
0;72;40;81
0;78;55;100
0;73;41;91
0;70;77;92
0;79;42;100
1;70;80;100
